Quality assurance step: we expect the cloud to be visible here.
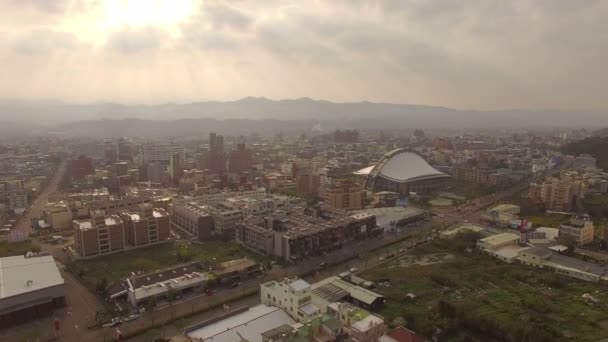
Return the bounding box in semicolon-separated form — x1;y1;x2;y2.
0;0;608;111
105;26;170;54
10;29;79;55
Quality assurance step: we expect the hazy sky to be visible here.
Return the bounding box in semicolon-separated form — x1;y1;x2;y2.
0;0;606;111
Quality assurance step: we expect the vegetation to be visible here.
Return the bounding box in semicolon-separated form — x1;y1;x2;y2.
583;193;608;219
361;236;608;341
68;241;263;285
0;239;39;257
563;136;608;170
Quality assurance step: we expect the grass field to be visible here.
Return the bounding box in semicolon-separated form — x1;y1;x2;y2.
361;237;608;342
523;214;570;228
69;241;267;285
0;239;39;257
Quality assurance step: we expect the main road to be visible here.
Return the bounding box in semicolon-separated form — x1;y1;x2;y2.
12;159;67;237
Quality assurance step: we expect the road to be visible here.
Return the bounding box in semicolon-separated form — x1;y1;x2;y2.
12;160;67;236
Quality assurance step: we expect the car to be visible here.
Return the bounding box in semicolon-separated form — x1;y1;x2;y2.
349;267;359;273
398;248;405;253
229;282;240;289
122;314;139;322
319;261;328;270
378;256;386;261
102;317;122;328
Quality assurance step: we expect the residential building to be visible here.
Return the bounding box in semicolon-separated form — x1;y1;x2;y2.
73;210;126;258
171;203;215;240
1;179;28;210
121;204;170;247
42;201;73;230
328;302;386;342
325;181;363;210
260;278;320;322
559;215;595;246
0;255;66;328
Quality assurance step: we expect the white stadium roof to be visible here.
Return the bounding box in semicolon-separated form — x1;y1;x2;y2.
356;149;448;183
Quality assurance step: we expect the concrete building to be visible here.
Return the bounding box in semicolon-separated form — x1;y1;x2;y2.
260;278;320;322
477;233;521;252
142;143;185;165
42;201;73;230
228;142;253;173
146;162;165;184
115;162;128;177
171;203;215;240
73;211;126;258
559;215;595;246
124;261;211;308
529;174;588;212
235;205;377;261
1;179;28;210
0;255;66;328
324;181;363;210
180;188;267;207
121;204;170;248
169;152;183;186
70;155;94;179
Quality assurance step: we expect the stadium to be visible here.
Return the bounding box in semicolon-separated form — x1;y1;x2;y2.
355;149;450;195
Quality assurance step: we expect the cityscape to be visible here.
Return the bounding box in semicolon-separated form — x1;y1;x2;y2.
1;1;608;342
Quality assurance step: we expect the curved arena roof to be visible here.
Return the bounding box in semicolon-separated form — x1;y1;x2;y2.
357;149;448;183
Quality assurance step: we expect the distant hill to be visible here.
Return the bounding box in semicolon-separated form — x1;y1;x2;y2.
0;98;605;130
563;135;608;170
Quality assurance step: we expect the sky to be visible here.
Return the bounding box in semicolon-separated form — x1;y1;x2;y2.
0;0;606;111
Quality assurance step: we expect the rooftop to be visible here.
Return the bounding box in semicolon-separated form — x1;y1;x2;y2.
187;304;295;342
0;255;64;300
360;149;449;183
351;314;384;333
479;232;520;246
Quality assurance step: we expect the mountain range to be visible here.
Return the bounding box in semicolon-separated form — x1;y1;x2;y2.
0;98;605;138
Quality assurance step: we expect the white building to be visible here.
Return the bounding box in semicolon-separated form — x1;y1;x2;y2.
260;278;320;322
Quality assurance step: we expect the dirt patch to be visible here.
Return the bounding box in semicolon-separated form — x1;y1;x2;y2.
389;253;455;268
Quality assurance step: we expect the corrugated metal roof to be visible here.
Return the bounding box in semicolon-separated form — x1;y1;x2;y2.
0;255;64;300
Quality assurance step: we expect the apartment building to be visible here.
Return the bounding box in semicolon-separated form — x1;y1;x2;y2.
177;188;267;207
324;181;363;210
171;202;215;240
559;215;595;246
120;204;170;247
260;278;319;322
73;210;126;257
530;173;588;212
142;143;185;165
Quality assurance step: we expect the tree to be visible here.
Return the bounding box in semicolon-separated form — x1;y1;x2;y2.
96;277;108;296
145;296;158;326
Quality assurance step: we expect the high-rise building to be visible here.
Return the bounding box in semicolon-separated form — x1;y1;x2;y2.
70;155;95;179
325;181;363;210
228;142;253;173
73;210;126;258
142;143;185;165
115;161;128;177
169;152;183;185
208;132;226;173
117;137;133;162
120;204;170;247
104;141;118;164
147;162;165;184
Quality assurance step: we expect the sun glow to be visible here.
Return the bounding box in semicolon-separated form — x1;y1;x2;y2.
102;0;196;28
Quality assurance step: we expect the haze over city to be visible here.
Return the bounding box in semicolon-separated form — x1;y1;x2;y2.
2;2;608;342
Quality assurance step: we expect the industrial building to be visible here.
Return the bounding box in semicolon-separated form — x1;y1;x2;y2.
0;255;66;328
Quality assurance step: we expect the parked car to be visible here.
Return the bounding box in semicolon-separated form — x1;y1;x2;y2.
378;256;386;261
349;267;359;273
102;317;122;328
